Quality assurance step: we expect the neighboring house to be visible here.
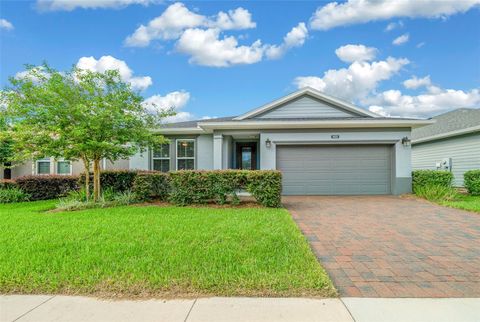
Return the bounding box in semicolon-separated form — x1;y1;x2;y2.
412;108;480;187
129;87;431;195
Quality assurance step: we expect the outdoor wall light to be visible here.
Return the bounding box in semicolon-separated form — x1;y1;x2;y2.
265;138;272;148
401;136;411;146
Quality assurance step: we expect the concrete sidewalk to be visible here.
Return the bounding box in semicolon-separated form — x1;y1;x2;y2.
1;295;479;322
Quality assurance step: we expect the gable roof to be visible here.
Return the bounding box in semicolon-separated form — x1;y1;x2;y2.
412;108;480;144
234;87;379;120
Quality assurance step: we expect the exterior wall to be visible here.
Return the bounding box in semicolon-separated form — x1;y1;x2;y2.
259;128;412;195
255;96;358;119
412;132;480;186
197;134;214;169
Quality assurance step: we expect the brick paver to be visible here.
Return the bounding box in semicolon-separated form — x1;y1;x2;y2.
284;195;480;297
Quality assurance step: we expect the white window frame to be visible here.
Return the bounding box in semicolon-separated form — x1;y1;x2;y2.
35;158;51;175
175;139;195;170
56;159;72;175
152;143;171;172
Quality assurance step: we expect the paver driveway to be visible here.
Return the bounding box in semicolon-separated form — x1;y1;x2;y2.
284;196;480;298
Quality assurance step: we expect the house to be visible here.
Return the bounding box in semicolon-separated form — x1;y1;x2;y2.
129;87;431;195
2;88;433;195
412;108;480;187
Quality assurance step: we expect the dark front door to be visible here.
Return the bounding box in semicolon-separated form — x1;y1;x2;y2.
236;143;257;170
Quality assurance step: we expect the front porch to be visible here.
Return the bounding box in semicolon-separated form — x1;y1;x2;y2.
213;133;260;170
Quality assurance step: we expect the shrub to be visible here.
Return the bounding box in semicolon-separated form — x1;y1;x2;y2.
132;172;169;201
464;170;480;195
168;170;281;207
246;171;282;208
414;184;458;202
412;170;453;191
56;189;137;211
15;175;78;201
79;170;139;193
0;187;31;203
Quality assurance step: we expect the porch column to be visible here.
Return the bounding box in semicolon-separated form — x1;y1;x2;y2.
213;134;223;169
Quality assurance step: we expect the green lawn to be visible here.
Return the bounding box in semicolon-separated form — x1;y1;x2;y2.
441;194;480;213
0;201;335;297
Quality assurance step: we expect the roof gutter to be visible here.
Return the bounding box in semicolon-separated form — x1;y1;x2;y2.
412;125;480;144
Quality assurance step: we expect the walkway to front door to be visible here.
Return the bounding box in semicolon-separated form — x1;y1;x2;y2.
284;195;480;297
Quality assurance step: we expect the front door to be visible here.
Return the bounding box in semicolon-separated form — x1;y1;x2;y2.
236;143;257;170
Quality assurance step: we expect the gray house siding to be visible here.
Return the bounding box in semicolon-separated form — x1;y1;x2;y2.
197;134;214;169
412;132;480;186
255;96;358;119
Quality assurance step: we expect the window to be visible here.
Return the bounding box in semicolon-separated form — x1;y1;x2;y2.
152;143;170;172
57;160;71;175
176;139;195;170
36;158;51;175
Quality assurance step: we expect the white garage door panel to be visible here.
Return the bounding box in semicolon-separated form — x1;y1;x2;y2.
277;145;392;195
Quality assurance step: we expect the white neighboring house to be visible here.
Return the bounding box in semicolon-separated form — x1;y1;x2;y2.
412;108;480;187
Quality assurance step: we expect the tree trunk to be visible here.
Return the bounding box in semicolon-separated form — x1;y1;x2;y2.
93;158;101;202
82;157;90;201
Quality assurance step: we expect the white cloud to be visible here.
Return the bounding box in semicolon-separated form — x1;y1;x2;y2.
366;87;480;118
0;18;13;30
392;33;409;45
175;28;265;67
384;20;403;32
265;22;308;59
403;75;431;89
125;2;306;66
214;8;256;30
294;52;409;101
416;42;426;48
124;3;255;47
36;0;157;11
76;55;152;90
142;91;194;122
310;0;480;30
335;44;377;63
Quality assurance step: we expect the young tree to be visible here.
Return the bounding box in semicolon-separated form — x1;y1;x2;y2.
2;63;171;201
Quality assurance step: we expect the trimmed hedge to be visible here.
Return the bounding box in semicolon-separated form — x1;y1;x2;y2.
15;175;79;201
464;170;480;195
169;170;282;207
246;171;282;208
132;172;170;201
412;170;453;191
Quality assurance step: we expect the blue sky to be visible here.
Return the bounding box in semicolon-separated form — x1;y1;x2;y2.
1;0;480;120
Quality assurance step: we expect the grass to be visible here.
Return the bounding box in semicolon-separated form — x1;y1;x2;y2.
0;201;335;298
440;194;480;213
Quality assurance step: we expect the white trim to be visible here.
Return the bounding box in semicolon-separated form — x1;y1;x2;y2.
175;139;196;170
233;87;379;120
199;119;434;130
152;127;204;135
152;143;171;172
412;125;480;144
35;158;51;175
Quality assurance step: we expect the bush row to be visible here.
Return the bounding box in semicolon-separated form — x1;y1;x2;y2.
464;170;480;195
15;175;79;200
2;169;282;207
169;170;282;207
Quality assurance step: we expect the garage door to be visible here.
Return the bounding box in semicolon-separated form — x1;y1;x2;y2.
277;145;392;195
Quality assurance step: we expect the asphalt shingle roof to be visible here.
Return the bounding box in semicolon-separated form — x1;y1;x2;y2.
412;108;480;140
